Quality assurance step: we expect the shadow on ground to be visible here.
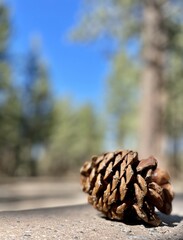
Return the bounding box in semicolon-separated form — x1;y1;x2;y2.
160;213;183;227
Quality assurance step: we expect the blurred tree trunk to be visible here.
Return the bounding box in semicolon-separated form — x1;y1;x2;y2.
172;137;179;176
71;0;183;174
139;0;167;165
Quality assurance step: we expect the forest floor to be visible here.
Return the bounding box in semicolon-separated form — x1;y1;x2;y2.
0;177;182;239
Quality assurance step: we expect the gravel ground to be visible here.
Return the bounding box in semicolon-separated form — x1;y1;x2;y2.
0;194;182;240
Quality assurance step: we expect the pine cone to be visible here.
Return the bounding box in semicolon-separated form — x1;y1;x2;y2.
80;150;174;226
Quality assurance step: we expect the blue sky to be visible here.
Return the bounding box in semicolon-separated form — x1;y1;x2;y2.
5;0;109;108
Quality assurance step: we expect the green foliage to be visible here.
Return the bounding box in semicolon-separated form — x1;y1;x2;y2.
24;49;54;142
107;52;139;147
0;4;10;54
0;3;21;175
164;28;183;172
166;25;183;133
18;46;54;176
71;0;143;149
42;99;104;175
71;0;142;44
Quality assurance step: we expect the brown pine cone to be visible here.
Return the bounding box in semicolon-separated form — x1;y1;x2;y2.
80;150;174;226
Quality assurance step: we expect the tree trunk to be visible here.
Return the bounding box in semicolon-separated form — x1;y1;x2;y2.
139;0;167;167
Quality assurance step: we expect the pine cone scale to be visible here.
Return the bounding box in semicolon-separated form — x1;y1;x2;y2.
137;156;157;172
111;170;120;191
89;167;96;185
103;183;111;203
119;160;126;178
119;177;127;201
108;188;118;205
125;164;134;185
113;154;123;168
137;174;147;195
134;183;144;207
147;188;164;210
116;202;126;214
133;204;149;223
103;162;113;180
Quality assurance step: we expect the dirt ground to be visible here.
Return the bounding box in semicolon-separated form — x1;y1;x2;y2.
0;177;182;211
0;196;182;240
0;177;87;211
0;178;182;239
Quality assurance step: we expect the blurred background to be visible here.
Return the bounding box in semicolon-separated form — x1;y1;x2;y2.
0;0;182;211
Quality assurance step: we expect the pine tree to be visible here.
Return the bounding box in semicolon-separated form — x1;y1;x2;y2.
45;100;104;175
71;0;183;173
21;43;54;176
0;3;21;175
107;52;139;148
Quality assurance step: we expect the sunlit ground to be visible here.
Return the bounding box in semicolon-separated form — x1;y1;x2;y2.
0;176;87;211
0;176;182;212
